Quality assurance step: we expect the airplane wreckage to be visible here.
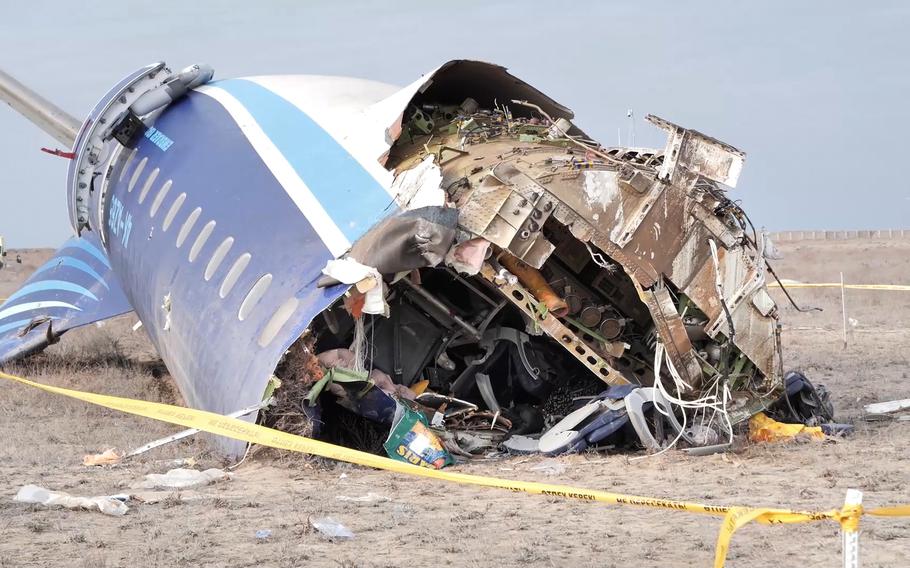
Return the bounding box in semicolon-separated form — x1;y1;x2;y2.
0;60;838;465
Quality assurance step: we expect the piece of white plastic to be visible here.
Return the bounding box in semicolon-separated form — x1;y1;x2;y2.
130;468;232;490
311;517;355;540
529;458;568;476
14;485;129;516
864;399;910;415
335;493;390;503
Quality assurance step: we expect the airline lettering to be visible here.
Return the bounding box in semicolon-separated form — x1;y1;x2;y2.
144;127;174;152
108;195;133;248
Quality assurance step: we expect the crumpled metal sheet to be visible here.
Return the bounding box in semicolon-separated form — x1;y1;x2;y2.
431;109;780;392
346;206;458;275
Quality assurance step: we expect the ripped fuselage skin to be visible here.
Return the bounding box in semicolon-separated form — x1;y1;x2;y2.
305;61;782;450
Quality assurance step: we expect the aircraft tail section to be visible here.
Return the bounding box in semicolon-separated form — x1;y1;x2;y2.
0;233;132;363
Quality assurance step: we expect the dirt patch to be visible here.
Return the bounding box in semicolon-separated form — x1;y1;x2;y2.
1;240;908;567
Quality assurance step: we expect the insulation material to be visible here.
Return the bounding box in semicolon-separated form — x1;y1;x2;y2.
391;155;445;209
748;412;825;443
445;238;490;275
322;258;386;315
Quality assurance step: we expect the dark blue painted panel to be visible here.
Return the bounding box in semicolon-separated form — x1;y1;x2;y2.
105;91;353;454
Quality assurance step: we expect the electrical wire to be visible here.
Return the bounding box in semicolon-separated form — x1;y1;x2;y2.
725;199;820;314
765;261;823;313
583;241;617;272
632;342;733;460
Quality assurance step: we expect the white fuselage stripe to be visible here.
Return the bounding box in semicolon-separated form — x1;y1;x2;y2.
197;85;350;258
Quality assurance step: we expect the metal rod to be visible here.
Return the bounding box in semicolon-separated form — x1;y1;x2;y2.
0;68;80;147
446;268;500;307
125;398;272;458
399;278;481;340
841;271;848;349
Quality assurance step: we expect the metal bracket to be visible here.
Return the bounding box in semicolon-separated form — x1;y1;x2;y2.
479;263;633;387
647;114;746;189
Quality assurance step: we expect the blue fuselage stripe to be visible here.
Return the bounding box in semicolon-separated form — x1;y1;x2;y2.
213;79;394;242
63;238;112;269
34;257;109;289
0;319;32;335
6;280;99;304
0;300;81;324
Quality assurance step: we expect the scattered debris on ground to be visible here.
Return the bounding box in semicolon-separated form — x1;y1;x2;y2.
310;517;355;541
82;448;123;466
335;492;391;503
864;398;910;420
14;485;129;516
130;468;232;490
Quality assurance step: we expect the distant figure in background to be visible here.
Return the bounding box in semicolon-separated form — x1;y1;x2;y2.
0;236;22;269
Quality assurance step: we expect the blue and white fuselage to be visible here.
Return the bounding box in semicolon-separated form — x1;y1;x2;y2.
0;64;461;454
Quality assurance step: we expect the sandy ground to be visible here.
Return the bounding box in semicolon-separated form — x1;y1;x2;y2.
0;239;908;568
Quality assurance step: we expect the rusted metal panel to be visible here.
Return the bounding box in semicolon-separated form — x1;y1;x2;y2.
640;283;703;388
399;97;782;402
647;114;746;189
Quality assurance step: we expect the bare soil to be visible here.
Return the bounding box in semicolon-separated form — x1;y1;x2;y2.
0;240;908;568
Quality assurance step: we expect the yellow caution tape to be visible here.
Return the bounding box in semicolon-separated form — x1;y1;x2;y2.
867;504;910;517
768;282;910;291
1;370;907;568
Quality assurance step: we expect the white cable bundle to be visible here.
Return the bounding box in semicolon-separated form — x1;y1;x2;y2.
635;342;734;459
349;316;368;374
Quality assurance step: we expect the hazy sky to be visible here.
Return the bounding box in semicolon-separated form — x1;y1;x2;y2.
1;1;907;246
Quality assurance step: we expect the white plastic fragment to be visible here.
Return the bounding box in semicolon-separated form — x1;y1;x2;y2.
14;485;129;516
529;458;568;476
864;399;910;415
130;468;232;490
311;517;355;540
501;434;540;454
335;492;391;503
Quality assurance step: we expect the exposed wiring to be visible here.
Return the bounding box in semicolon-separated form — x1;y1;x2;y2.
765;261;823;313
723;198;821;314
633;342;733;460
584;241;618;272
510;99;626;168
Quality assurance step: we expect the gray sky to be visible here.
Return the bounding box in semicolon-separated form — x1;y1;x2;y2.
1;0;907;247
